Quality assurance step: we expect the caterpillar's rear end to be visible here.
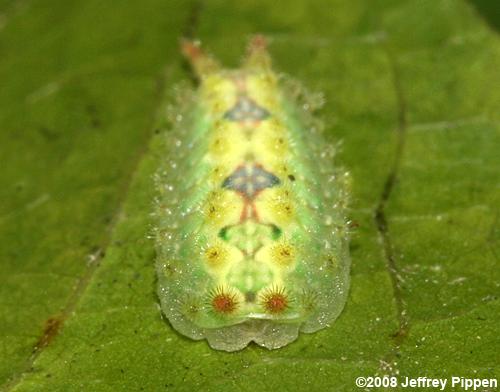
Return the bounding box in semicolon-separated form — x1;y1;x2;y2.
155;36;350;351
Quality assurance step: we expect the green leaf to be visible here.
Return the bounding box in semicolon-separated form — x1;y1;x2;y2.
1;0;498;391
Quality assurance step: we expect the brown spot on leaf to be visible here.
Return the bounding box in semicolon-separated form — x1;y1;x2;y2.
33;316;63;353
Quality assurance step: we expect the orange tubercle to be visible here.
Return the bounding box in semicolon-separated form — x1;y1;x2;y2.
260;286;289;314
210;287;239;314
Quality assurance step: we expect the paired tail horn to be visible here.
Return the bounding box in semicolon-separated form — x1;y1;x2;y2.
180;39;221;79
244;35;271;71
181;35;271;79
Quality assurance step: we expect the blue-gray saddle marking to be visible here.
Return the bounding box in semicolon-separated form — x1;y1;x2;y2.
223;95;271;122
222;164;280;199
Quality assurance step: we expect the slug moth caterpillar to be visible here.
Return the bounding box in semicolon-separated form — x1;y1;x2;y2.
154;36;350;351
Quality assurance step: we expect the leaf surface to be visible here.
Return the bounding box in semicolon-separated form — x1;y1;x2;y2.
0;0;498;391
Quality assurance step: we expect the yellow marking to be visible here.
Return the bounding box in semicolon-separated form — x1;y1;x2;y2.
270;240;296;267
202;239;243;272
255;237;297;277
208;164;232;186
255;186;296;227
203;190;242;228
207;121;248;167
250;118;292;172
267;162;293;179
204;242;228;268
201;74;237;116
246;73;279;109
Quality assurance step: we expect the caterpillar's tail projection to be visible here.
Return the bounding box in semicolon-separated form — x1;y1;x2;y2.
243;34;272;71
180;38;220;79
181;35;272;78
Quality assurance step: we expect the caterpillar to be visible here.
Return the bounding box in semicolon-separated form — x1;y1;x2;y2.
154;36;350;351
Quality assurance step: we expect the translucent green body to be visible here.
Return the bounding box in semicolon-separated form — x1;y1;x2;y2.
155;37;350;351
